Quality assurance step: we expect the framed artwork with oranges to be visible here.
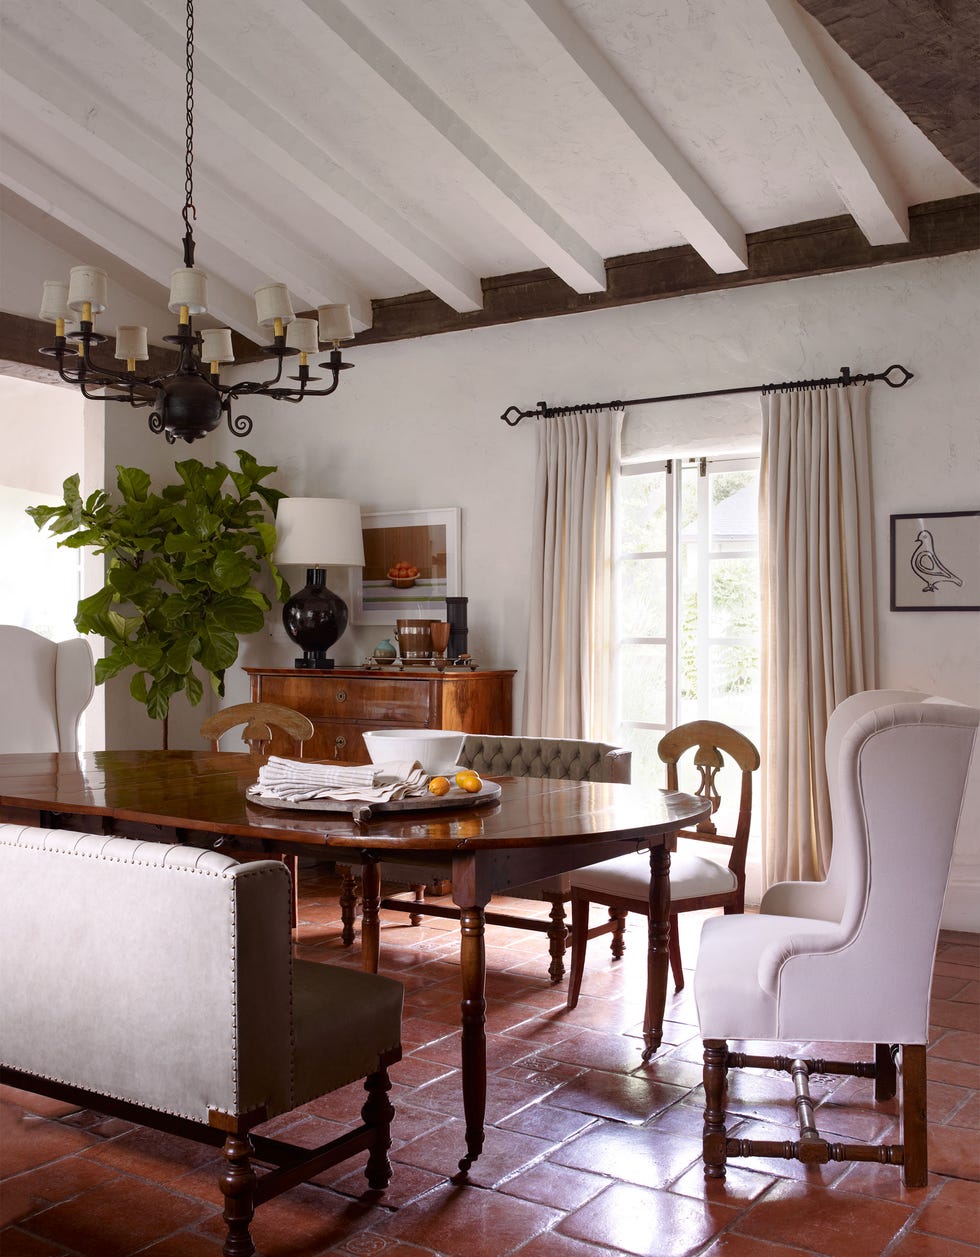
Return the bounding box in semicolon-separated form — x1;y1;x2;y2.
352;507;461;624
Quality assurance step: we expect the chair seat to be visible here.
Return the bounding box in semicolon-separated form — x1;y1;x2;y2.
569;848;738;902
292;961;403;1108
695;912;840;1041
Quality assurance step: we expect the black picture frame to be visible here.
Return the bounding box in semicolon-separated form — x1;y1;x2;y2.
890;510;980;611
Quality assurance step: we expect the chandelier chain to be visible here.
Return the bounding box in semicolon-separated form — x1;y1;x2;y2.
183;0;195;234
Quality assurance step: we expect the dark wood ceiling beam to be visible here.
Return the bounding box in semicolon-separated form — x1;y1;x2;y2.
352;195;979;346
2;196;977;375
796;0;980;186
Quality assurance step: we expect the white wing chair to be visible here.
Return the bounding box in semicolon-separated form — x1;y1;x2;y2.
0;626;94;752
694;692;979;1188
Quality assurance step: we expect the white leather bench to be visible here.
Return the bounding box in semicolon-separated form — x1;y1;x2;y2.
0;823;403;1257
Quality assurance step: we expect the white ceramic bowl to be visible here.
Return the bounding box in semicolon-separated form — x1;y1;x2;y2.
362;728;465;775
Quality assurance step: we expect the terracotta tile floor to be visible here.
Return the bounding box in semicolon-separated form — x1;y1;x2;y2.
2;867;978;1257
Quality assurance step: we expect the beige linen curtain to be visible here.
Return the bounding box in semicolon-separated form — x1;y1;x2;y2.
523;409;623;739
760;384;876;885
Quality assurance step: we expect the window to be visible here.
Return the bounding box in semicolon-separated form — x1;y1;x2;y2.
615;455;761;790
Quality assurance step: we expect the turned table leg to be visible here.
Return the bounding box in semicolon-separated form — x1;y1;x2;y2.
642;841;672;1061
360;857;381;975
457;903;488;1174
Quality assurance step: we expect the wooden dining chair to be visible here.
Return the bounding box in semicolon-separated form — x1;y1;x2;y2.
200;701;315;756
565;720;759;1057
200;702;315;928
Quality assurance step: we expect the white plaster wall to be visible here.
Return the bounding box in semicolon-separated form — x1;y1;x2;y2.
70;248;980;925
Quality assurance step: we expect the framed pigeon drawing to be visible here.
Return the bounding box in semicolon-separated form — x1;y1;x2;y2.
890;511;980;611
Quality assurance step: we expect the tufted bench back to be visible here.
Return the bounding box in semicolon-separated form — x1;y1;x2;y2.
460;734;630;784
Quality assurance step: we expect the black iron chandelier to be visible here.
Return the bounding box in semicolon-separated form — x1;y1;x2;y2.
38;0;355;444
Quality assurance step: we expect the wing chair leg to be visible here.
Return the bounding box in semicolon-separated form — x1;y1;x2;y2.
702;1039;729;1180
668;913;684;991
219;1132;257;1257
900;1044;928;1188
339;865;358;946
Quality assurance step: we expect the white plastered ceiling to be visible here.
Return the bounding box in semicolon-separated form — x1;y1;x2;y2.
0;0;973;343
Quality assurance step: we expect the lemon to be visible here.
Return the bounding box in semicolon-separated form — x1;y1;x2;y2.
455;769;483;794
428;775;451;797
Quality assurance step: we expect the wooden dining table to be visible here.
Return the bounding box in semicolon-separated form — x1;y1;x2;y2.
0;749;711;1173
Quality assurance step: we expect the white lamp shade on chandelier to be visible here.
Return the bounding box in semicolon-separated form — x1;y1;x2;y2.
168;267;208;316
275;498;365;569
285;318;320;355
114;326;149;362
67;266;108;314
317;304;355;343
200;328;235;365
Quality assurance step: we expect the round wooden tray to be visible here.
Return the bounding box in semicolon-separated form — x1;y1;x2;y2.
246;779;501;822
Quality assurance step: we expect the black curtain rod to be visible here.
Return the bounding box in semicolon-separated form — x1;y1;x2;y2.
500;363;913;426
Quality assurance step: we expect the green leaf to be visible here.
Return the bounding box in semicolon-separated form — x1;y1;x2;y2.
95;652;129;683
210;549;252;591
196;625;240;673
184;672;204;707
62;474;82;512
130;672;149;704
26;504;62;529
116;466;151;503
208;596;266;634
164;636;198;675
146;683;171;721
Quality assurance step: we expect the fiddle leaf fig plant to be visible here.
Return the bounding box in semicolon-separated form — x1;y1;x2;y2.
27;449;288;745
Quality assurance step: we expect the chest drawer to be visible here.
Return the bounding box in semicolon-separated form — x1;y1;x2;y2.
254;673;433;725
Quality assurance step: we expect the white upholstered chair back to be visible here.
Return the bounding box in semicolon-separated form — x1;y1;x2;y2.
760;689;935;922
0;626;94;752
699;696;978;1046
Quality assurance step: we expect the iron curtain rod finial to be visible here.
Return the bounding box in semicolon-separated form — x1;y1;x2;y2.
499;363;913;426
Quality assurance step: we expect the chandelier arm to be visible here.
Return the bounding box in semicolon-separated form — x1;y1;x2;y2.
228;360;290;395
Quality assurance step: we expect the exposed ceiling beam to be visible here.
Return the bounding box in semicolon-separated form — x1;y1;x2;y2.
797;0;980;187
352;195;978;345
503;0;747;274
0;32;374;331
5;196;974;379
292;0;608;294
88;0;484;316
754;0;910;246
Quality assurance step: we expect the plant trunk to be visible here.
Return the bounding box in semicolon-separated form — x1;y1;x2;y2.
162;715;169;750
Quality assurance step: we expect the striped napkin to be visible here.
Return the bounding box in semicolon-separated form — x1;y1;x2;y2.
255;756;429;803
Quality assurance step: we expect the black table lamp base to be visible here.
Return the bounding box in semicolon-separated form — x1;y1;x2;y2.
282;567;349;670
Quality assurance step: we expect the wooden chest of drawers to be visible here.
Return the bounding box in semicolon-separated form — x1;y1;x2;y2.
243;667;516;763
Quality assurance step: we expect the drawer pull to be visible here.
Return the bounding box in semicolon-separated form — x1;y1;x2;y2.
336;689;348;703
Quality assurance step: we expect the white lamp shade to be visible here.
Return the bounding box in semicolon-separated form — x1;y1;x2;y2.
39;281;70;323
67;266;108;314
114;325;149;361
254;283;295;328
285;317;319;354
200;328;235;364
317;303;354;342
275;498;365;567
168;268;208;315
